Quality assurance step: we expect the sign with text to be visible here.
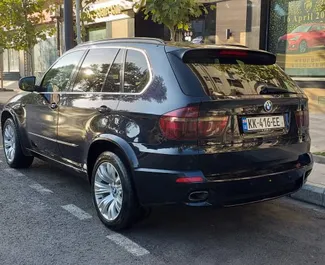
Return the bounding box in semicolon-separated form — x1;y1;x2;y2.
269;0;325;77
89;0;133;23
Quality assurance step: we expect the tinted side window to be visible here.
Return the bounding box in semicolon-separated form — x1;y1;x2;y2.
41;51;84;93
124;50;150;93
103;49;124;93
72;48;118;92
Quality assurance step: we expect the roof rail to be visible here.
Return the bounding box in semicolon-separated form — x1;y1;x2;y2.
78;37;165;47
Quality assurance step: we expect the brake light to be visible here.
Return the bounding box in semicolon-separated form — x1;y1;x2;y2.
295;110;309;127
159;106;229;140
219;50;248;57
176;177;204;183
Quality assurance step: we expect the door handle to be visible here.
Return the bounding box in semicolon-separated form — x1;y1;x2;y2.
97;105;111;114
50;102;58;109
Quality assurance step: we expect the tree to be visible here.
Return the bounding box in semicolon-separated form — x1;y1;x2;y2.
1;0;57;75
142;0;213;41
0;1;13;87
79;0;102;42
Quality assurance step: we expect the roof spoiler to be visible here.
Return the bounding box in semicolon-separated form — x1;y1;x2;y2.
169;48;277;65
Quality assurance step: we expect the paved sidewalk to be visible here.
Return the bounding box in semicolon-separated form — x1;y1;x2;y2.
291;162;325;207
310;114;325;153
0;80;19;91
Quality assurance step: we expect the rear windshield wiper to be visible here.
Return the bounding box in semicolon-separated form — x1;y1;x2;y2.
260;86;298;95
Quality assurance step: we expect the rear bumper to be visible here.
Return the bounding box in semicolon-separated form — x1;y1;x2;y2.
133;155;313;207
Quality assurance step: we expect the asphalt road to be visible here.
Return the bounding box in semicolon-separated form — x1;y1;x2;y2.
0;138;325;265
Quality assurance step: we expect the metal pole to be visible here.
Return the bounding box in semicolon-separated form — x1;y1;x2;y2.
64;0;74;51
56;19;61;56
76;0;82;44
0;51;3;89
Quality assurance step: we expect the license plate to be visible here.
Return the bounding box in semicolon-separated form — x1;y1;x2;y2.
242;115;285;132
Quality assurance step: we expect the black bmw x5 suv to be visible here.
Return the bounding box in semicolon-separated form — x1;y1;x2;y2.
1;38;313;230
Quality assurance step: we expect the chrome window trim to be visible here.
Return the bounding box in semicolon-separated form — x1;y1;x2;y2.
59;45;153;96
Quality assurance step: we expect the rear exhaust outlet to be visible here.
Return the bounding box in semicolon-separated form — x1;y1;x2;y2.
188;191;209;202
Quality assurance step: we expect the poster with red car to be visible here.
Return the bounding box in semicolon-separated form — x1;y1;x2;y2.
269;0;325;77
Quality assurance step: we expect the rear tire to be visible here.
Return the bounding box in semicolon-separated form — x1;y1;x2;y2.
2;118;34;168
91;151;140;230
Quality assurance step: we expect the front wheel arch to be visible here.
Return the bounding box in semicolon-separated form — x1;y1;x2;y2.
1;110;13;132
1;109;32;157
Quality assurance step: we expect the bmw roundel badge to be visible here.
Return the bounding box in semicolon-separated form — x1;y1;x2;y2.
264;100;273;112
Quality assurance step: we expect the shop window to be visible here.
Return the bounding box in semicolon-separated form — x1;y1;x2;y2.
2;49;19;72
73;48;119;93
269;0;325;77
214;0;261;49
34;37;57;79
123;49;150;93
89;27;107;41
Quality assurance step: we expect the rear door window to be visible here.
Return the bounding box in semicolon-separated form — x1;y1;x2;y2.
72;48;119;92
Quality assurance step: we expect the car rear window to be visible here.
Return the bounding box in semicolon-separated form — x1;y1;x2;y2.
168;49;301;98
188;61;300;97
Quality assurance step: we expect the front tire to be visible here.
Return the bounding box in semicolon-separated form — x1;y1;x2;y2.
299;40;308;53
2;118;34;168
91;151;140;230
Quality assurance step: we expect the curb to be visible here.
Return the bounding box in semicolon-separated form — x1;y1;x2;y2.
313;155;325;165
290;183;325;207
0;88;14;92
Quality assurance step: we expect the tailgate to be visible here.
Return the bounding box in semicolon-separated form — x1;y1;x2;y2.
167;46;310;178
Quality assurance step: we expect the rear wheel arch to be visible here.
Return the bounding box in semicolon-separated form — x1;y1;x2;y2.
86;137;139;183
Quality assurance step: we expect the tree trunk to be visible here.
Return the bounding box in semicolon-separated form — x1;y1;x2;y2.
80;4;86;42
29;49;34;76
169;26;176;41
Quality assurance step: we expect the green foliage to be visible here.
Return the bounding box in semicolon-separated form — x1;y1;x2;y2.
0;0;56;52
143;0;213;41
76;0;98;42
52;0;99;42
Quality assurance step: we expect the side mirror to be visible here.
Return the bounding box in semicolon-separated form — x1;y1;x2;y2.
18;76;36;92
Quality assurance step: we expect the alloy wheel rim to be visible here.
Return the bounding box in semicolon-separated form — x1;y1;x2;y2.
94;162;123;221
3;123;16;163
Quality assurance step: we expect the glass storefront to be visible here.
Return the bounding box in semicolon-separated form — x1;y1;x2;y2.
269;0;325;77
33;37;58;80
3;49;20;72
89;27;107;41
214;0;261;49
190;5;216;44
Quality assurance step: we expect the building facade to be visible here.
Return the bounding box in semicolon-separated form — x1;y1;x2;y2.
3;0;325;84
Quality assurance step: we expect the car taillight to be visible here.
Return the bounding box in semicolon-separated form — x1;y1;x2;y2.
159;106;229;140
295;110;309;127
